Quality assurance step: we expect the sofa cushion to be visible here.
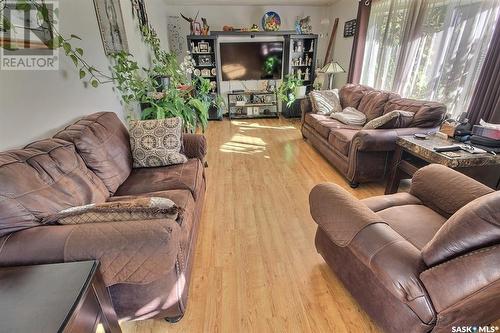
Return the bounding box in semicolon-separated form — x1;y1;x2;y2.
422;191;500;266
54;112;132;195
376;204;446;249
383;98;446;128
339;84;373;109
109;189;196;265
129;117;188;168
330;107;367;126
305;113;361;139
115;158;204;199
363;110;414;129
328;129;358;156
0;139;109;237
44;197;179;225
310;89;342;115
357;90;396;121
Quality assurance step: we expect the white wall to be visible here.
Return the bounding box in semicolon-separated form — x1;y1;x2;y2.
328;0;358;88
0;0;170;150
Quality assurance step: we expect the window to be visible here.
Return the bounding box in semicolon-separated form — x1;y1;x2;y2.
360;0;500;119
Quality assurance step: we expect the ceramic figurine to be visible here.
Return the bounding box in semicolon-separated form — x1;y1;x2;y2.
305;68;310;81
309;40;314;52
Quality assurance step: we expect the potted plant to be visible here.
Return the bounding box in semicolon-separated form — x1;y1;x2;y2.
277;73;305;107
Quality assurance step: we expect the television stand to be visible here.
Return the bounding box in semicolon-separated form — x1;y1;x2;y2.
227;90;279;120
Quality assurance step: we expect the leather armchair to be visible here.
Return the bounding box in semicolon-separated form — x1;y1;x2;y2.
309;164;500;333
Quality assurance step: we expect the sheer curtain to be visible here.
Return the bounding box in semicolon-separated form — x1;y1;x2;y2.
360;0;500;119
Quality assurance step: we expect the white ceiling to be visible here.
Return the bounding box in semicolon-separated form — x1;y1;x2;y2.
163;0;337;6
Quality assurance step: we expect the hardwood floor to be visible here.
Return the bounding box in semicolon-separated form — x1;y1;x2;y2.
121;118;385;333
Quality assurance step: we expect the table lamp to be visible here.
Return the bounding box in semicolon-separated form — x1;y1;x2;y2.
320;61;345;89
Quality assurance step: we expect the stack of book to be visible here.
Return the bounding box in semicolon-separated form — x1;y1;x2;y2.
471;123;500;152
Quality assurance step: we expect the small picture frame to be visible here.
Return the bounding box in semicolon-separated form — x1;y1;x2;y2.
198;55;212;66
197;41;210;53
344;19;357;38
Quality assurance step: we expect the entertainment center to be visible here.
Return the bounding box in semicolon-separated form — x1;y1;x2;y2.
187;31;318;119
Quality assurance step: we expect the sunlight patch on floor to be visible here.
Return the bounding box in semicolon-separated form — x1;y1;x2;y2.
220;133;267;154
231;120;297;131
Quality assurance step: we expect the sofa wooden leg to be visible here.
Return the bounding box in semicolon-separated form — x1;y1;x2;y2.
349;181;359;189
164;314;184;323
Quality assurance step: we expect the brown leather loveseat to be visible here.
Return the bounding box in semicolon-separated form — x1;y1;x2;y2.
0;112;206;322
301;84;446;187
309;164;500;332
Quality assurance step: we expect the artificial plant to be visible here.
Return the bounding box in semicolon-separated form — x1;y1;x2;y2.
277;73;304;107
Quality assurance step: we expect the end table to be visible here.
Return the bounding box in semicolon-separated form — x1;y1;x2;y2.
385;135;500;194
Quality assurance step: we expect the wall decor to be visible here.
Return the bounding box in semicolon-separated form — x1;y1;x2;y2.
167;16;184;57
131;0;148;28
295;16;312;34
94;0;129;55
344;19;357;38
198;54;212;66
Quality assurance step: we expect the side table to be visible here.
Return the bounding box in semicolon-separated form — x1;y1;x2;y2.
0;260;121;333
385;135;500;194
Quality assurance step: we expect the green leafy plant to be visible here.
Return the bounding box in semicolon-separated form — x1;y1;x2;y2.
277;73;304;107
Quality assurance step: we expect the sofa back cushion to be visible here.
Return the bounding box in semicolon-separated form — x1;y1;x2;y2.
54;112;132;195
384;98;446;128
339;84;373;109
0;139;109;237
358;90;399;121
422;191;500;266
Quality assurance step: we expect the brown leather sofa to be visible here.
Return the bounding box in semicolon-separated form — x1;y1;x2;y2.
0;112;206;322
309;164;500;333
301;84;446;187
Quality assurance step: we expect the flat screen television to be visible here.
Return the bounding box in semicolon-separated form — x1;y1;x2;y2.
220;41;283;81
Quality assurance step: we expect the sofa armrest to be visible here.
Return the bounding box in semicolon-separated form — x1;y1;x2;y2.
300;97;314;125
0;219;181;286
409;164;493;217
182;134;207;162
351;127;437;152
309;183;384;246
419;245;500;329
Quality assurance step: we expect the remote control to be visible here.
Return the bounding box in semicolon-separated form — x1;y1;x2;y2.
433;145;461;152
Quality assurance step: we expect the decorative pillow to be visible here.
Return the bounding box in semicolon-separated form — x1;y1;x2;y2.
129;117;187;168
310;89;342;115
43;197;180;225
363;110;414;129
330;107;367;126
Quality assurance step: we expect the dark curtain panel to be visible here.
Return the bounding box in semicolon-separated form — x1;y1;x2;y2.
467;19;500;125
347;0;371;84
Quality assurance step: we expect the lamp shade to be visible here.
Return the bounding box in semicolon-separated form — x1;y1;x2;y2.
320;61;345;74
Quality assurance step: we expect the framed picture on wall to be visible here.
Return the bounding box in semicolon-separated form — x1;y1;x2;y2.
344;19;357;38
93;0;129;55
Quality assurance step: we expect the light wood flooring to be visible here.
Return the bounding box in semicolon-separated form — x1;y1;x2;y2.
121;118;385;333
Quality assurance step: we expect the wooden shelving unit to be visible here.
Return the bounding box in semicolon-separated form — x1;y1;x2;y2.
227;91;278;119
187;35;222;120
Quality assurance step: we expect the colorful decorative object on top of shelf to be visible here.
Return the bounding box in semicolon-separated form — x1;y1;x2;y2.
201;18;210;35
250;24;260;32
295;16;312;34
262;11;281;31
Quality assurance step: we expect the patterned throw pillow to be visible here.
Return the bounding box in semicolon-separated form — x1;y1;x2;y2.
310;89;342;115
363;110;414;129
129;117;187;168
43;197;180;225
330;107;367;126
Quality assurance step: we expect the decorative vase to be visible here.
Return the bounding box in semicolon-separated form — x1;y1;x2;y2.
295;86;307;98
